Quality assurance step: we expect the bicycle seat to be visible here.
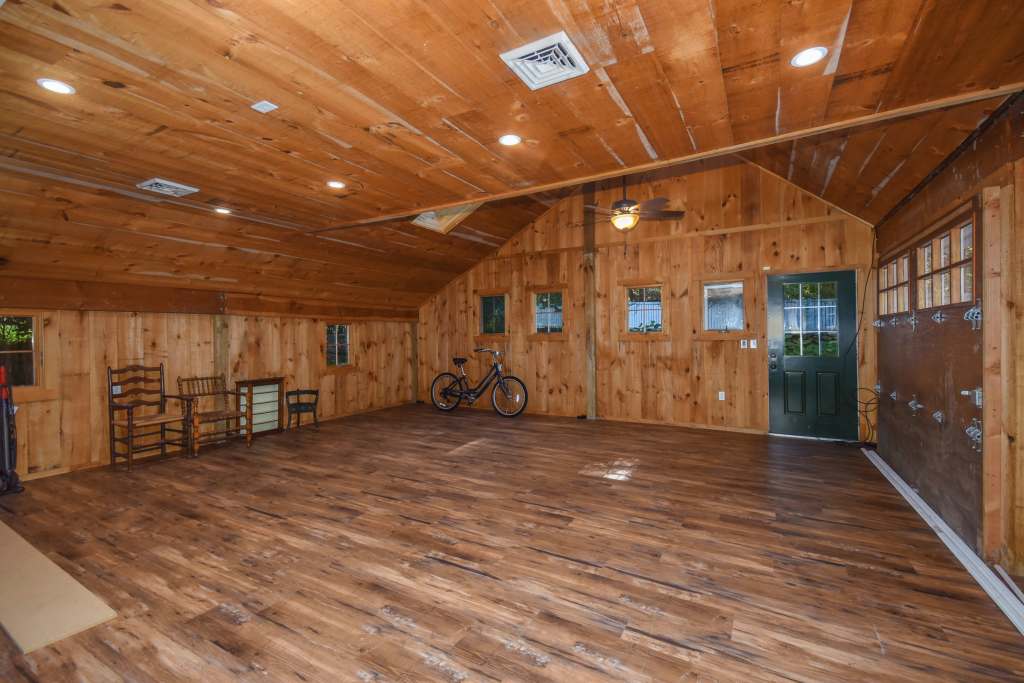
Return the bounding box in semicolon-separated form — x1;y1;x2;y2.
452;357;468;366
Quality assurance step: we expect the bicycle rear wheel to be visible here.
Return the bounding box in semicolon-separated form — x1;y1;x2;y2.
430;372;462;411
491;376;528;417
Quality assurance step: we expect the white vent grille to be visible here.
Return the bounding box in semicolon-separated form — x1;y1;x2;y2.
500;31;589;90
412;202;482;234
136;177;200;197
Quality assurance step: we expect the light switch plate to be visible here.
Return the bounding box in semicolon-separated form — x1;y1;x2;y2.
740;339;749;349
111;385;122;395
718;391;726;401
750;339;758;348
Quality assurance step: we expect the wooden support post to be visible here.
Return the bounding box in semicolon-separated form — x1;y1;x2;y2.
1009;163;1024;572
982;186;1009;562
410;319;419;403
583;182;598;420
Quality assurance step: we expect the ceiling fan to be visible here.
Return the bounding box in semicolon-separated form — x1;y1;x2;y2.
586;176;685;231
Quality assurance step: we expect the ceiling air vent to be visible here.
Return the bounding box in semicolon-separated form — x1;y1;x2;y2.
412;202;482;234
500;31;589;90
135;177;200;197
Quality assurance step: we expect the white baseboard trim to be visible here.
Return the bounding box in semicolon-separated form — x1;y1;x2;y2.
862;448;1024;636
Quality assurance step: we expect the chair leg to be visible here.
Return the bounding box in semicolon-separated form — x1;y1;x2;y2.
160;423;167;458
126;424;134;473
313;408;320;430
191;411;201;458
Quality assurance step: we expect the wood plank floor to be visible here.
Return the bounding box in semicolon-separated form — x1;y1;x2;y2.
1;404;1021;682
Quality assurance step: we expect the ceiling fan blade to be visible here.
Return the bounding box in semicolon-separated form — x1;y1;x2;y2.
640;210;686;221
583;204;614;215
639;197;671;212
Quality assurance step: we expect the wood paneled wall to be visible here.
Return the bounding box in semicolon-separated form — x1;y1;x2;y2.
11;312;412;480
419;159;877;436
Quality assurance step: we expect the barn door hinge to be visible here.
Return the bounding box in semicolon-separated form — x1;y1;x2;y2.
964;300;982;330
872;319;885;328
889;390;898;401
931;410;945;424
907;396;924;414
906;312;918;331
965;418;983;452
931;310;948;324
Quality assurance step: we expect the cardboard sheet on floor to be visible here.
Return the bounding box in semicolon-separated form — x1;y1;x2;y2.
0;522;116;653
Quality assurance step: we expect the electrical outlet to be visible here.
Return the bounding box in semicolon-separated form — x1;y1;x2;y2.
718;391;726;401
111;385;123;396
740;339;749;349
749;339;757;348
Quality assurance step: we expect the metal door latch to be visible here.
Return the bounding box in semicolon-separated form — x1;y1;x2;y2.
931;410;944;424
964;300;982;330
965;418;983;452
906;312;918;330
889;390;898;401
959;387;983;408
931;310;948;324
908;396;924;414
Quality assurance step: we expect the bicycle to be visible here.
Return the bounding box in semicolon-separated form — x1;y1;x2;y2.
430;348;528;417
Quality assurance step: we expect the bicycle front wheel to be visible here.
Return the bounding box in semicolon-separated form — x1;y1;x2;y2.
430;373;462;411
491;376;528;417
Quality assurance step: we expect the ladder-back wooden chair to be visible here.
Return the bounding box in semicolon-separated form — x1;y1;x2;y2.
107;364;193;471
176;375;253;456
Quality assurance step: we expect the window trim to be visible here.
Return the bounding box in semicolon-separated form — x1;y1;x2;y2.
910;206;977;312
325;322;352;371
0;311;41;389
529;286;567;341
877;251;911;317
476;290;509;339
621;281;668;340
700;279;747;337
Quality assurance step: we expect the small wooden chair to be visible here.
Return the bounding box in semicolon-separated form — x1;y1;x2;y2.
107;364;193;471
285;389;319;430
177;375;253;456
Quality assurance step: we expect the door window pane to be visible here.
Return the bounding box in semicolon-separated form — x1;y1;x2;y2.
961;224;973;259
782;281;838;357
960;264;973;301
627;286;663;333
939;234;951;268
702;281;744;331
481;295;506;335
325;324;349;366
534;291;564;334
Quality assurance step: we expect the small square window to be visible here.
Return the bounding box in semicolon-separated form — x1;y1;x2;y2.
0;315;36;386
627;286;662;333
703;281;744;332
326;324;349;366
534;291;564;334
481;295;506;335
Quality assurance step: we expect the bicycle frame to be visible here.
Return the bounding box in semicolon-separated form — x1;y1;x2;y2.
447;357;509;404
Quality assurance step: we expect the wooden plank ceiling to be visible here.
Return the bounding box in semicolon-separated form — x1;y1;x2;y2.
1;0;1023;313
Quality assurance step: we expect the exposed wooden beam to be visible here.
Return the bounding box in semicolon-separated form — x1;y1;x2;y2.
0;277;225;315
312;84;1023;234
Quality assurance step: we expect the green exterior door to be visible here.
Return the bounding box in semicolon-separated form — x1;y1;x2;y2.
767;270;858;440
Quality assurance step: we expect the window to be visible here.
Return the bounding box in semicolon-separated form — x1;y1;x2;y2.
783;281;839;357
878;253;910;315
534;291;564;334
0;315;36;386
627;286;662;333
326;324;349;366
480;295;506;335
917;220;974;309
702;281;744;332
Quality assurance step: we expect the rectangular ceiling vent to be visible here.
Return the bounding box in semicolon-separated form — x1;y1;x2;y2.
500;31;589;91
412;202;482;234
135;177;200;197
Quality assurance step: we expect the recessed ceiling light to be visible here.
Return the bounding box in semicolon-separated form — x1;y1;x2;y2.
214;207;232;215
790;47;828;68
250;99;279;114
37;78;75;95
326;180;346;190
499;134;522;146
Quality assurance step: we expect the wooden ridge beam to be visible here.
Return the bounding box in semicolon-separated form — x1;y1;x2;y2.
312;84;1024;234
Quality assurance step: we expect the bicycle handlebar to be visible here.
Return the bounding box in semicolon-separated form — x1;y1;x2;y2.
474;347;501;356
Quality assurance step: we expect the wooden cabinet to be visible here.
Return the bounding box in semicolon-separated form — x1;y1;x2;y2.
235;377;284;436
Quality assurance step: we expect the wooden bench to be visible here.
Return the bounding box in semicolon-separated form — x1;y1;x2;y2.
177;375;253;456
107;364;192;471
